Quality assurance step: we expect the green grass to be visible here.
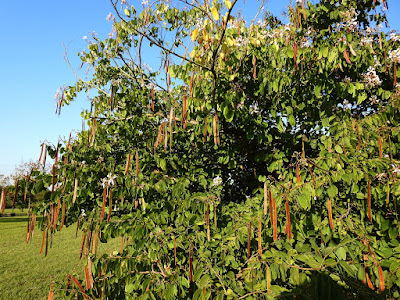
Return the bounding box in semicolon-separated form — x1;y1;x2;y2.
0;209;120;300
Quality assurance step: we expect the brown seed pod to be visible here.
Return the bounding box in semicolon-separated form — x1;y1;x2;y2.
258;220;262;256
125;151;131;176
367;178;372;222
328;199;334;231
378;265;385;292
285;198;292;240
247;221;252;259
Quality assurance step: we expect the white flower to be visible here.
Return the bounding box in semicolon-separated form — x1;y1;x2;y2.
374;55;381;67
106;12;114;21
363;66;382;88
369;94;380;104
83;36;88;40
81;209;86;217
107;173;117;186
212;176;222;187
121;0;127;4
101;173;117;188
389;32;400;42
250;103;261;115
392;164;400;175
142;0;150;5
361;36;373;46
388;49;400;64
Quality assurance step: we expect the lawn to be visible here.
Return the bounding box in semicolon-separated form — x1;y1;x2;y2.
0;209;119;299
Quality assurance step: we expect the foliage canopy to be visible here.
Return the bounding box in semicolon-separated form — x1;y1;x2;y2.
16;0;400;298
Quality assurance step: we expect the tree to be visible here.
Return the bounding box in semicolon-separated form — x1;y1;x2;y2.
26;0;400;298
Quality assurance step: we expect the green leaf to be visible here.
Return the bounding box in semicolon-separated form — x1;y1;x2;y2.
223;106;234;122
125;284;135;293
297;191;311;210
314;85;321;97
327;184;338;198
160;159;167;171
335;247;346;260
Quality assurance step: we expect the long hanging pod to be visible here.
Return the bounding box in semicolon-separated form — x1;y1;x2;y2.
284;198;292;240
328;199;334;231
273;197;277;242
367;178;372;222
247;222;252;259
263;182;267;216
125;151;131;175
258;220;262;256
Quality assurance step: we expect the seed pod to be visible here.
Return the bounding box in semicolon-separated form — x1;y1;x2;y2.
53;199;60;231
136;149;139;176
273;197;277;241
100;188;107;223
258;220;262;256
43;145;47;167
88;257;94;289
296;165;301;184
266;264;271;292
203;116;208;142
378;137;382;159
84;265;90;289
45;227;49;257
366;271;374;290
24;181;28;203
302;0;306;20
73;177;78;204
378;265;385;292
252;55;256;79
216;114;220;145
107;189;113;223
307;163;316;188
285;198;292;240
151;88;155;111
367;178;372;222
182;96;187;125
91;119;96;146
206;204;210;242
213;115;217;145
293;42;298;70
125;151;131;176
385;49;388;72
328;199;334;231
269;189;273;228
71;275;89;299
386;181;390;205
61;199;66;229
247;221;252;259
263;182;267;216
173;235;177;266
343;48;351;64
189;247;193;283
40;228;46;254
38;143;44;164
80;230;87;259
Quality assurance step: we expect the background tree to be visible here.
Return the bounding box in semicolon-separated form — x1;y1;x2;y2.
25;0;400;298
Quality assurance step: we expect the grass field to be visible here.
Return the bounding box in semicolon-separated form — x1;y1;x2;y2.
0;209;119;300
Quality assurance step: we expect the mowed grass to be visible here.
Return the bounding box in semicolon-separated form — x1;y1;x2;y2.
0;209;120;300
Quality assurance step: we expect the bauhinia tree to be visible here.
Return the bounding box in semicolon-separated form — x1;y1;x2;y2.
18;0;400;298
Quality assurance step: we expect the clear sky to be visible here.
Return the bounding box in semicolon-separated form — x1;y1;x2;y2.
0;0;399;178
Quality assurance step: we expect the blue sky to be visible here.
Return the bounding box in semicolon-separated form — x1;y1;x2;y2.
0;0;399;178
